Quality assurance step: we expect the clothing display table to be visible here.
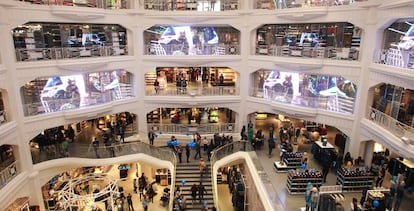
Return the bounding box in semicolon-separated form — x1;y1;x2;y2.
311;141;335;165
274;152;304;172
286;169;323;194
336;167;374;192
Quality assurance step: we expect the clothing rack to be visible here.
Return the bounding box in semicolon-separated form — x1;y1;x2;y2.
318;185;344;211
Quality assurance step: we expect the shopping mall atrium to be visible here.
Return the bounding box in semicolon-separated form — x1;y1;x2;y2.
0;0;414;210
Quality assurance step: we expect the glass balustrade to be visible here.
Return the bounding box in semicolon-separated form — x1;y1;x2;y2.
147;123;238;135
14;0;370;11
30;139;177;165
15;45;128;62
374;48;414;70
23;85;134;117
257;0;368;10
145;43;239;56
145;86;238;96
15;0;131;9
256;45;359;61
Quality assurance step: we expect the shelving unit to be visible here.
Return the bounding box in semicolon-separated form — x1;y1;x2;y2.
336;167;374;192
256;0;273;9
274;152;303;172
222;0;238;10
286;169;323;194
22;79;48;116
311;141;335;165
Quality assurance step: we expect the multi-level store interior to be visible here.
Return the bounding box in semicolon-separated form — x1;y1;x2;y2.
1;0;414;211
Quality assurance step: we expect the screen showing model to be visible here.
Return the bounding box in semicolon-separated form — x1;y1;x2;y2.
151;26;219;55
23;70;131;115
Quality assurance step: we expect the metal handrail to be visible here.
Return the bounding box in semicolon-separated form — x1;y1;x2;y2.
369;107;414;139
374;48;414;70
255;45;359;61
31;139;177;165
147;123;238;135
15;45;128;62
144;43;240;56
146;86;238;96
22;91;134;117
15;0;131;9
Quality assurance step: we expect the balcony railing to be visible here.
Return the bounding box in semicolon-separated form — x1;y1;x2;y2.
144;0;239;11
251;87;355;114
255;45;359;61
369;107;414;140
23;84;134;117
15;0;131;9
146;86;238;96
15;45;128;62
31;139;177;165
0;160;19;189
374;48;414;70
145;43;240;56
147;123;238;135
257;0;368;9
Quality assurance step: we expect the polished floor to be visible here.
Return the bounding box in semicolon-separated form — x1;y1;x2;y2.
39;118;414;211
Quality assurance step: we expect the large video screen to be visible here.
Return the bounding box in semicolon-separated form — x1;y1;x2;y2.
23;70;132;115
261;70;357;104
148;26;219;55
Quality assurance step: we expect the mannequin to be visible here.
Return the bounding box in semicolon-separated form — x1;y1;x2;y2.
309;187;319;211
305;183;313;211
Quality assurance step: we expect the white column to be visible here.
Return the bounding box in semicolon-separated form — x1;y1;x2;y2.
346;7;382;159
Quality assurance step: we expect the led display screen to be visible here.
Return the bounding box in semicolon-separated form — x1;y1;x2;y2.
148;26;219;55
23;70;132;115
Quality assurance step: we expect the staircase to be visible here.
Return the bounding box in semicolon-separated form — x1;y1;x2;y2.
175;161;214;210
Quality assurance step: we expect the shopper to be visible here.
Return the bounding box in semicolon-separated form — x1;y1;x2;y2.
394;181;405;211
62;138;69;157
194;139;202;160
127;193;134;211
321;159;330;183
309;187;319;211
351;198;362;211
185;144;191;163
138;173;147;201
119;126;125;143
176;144;183;163
191;183;198;205
247;120;254;129
154;79;160;94
199;158;206;178
269;124;275;140
66;125;75;142
375;164;386;187
148;129;157;145
142;194;149;211
198;182;207;203
203;136;209;152
207;140;214;161
133;178;138;194
268;137;276;158
305;183;313;211
92;137;100;158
